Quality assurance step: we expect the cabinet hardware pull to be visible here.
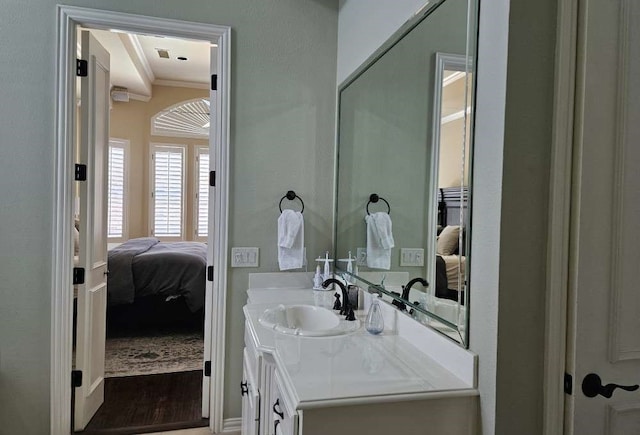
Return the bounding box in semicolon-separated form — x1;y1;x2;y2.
274;419;281;434
273;398;284;419
581;373;639;398
240;381;248;396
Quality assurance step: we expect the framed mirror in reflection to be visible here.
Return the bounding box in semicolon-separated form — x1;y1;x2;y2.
334;0;477;346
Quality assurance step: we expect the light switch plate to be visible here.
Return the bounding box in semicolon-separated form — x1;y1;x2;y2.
231;247;259;267
400;248;424;267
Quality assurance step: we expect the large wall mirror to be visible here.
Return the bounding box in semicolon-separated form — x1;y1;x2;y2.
334;0;477;346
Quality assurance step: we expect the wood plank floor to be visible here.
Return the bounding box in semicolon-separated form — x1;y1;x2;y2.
78;370;207;435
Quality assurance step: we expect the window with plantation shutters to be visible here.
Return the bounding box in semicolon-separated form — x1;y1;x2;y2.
195;147;210;240
151;144;185;239
107;139;128;240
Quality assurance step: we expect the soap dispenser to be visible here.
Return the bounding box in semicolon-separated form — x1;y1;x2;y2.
312;264;323;289
321;251;333;282
313;254;334;309
346;251;354;276
337;251;355;285
365;294;384;335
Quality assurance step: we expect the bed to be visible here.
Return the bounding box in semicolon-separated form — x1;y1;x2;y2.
106;237;208;330
436;253;466;303
435;224;467;304
435;187;469;304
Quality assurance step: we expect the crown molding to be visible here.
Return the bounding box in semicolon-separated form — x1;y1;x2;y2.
155;79;209;89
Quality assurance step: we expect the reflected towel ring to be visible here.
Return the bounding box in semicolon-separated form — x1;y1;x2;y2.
366;194;391;215
279;190;305;213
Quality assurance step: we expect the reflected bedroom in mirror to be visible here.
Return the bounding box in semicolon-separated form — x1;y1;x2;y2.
334;0;476;346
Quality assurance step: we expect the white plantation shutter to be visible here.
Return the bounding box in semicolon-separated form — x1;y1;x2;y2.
152;145;185;238
107;140;128;239
196;148;209;238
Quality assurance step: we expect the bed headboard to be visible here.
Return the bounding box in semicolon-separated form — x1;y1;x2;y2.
437;186;469;256
438;186;469;227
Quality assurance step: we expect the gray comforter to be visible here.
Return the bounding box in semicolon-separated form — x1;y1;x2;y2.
107;238;207;312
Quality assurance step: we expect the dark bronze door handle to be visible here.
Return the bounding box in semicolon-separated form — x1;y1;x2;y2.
581;373;639;398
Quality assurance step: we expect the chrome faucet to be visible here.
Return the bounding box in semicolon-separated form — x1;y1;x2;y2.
322;278;356;321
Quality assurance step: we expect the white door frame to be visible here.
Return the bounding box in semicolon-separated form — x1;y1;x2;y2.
51;6;231;435
543;0;579;433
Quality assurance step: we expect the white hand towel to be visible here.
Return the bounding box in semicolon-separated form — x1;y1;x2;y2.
365;212;394;270
278;209;304;270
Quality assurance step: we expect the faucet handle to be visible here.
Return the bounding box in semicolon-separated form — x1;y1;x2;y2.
380;273;386;288
333;292;342;311
345;306;356;321
390;290;406;311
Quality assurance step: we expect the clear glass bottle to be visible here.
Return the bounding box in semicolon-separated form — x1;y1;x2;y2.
365;294;384;335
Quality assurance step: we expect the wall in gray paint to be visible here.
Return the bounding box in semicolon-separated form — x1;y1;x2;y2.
493;0;556;432
337;0;429;84
337;0;557;434
0;1;338;433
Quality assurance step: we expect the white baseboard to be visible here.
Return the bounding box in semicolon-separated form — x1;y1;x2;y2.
221;417;241;434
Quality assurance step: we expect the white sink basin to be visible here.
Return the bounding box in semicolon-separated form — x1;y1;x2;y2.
258;304;359;337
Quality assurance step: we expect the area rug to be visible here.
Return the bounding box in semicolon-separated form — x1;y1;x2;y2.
105;331;204;377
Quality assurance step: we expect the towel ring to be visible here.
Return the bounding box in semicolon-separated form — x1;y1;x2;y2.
279;190;305;213
366;194;391;215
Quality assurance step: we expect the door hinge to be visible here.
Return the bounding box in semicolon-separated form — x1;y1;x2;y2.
211;74;217;91
204;361;212;377
76;59;88;77
207;266;214;282
74;164;87;181
209;170;216;187
73;268;85;285
564;372;573;395
72;370;83;388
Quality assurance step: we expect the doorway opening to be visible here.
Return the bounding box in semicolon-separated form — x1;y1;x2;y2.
74;29;210;433
52;7;230;435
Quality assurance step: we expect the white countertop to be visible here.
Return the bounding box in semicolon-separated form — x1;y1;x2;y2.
244;288;477;409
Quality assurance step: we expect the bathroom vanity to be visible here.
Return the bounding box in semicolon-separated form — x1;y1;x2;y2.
241;273;478;435
242;0;481;432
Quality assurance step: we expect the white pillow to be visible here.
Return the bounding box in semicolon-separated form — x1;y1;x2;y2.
437;225;460;255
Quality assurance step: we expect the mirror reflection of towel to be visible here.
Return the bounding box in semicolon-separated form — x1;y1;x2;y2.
365;212;394;269
278;209;304;270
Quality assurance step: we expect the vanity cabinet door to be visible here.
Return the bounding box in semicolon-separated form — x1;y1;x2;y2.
272;371;298;435
242;349;260;435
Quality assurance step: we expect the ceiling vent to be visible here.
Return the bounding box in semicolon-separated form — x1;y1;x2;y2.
110;86;129;102
156;48;170;59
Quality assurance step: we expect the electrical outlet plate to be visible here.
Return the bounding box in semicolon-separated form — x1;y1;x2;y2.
356;247;367;266
400;248;424;267
231;247;259;267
